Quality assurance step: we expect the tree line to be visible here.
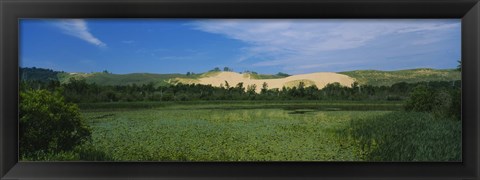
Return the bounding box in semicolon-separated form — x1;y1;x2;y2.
21;78;460;103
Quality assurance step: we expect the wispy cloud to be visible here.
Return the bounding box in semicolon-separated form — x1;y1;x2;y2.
54;19;106;47
190;19;460;72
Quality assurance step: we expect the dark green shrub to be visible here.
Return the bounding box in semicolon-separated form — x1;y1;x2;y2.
20;89;91;156
405;85;461;121
404;85;435;112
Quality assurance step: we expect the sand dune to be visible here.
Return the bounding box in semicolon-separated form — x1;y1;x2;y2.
176;71;355;93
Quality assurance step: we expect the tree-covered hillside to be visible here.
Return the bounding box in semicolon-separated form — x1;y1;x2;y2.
20;67;62;82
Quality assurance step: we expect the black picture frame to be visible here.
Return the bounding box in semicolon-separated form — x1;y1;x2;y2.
1;0;479;179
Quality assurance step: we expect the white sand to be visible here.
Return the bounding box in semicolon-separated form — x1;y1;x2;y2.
186;72;355;93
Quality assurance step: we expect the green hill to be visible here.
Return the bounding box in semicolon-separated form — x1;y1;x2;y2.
339;68;461;86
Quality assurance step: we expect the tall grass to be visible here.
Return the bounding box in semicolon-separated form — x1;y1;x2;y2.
343;112;461;161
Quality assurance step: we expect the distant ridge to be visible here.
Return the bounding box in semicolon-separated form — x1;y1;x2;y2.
20;67;461;88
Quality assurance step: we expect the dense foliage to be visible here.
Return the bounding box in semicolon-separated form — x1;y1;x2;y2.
21;78;461;104
405;84;461;120
20;89;91;158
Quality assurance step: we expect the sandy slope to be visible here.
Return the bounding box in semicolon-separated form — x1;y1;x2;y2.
178;72;355;93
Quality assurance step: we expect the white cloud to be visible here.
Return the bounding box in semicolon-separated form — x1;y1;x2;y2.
54;19;106;47
190;19;460;72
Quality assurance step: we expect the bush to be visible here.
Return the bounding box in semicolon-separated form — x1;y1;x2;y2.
20;89;91;156
405;85;461;121
404;85;435;112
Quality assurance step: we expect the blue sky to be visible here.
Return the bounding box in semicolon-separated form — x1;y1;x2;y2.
20;19;460;74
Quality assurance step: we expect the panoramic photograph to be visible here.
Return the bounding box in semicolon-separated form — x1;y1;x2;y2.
19;19;461;162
